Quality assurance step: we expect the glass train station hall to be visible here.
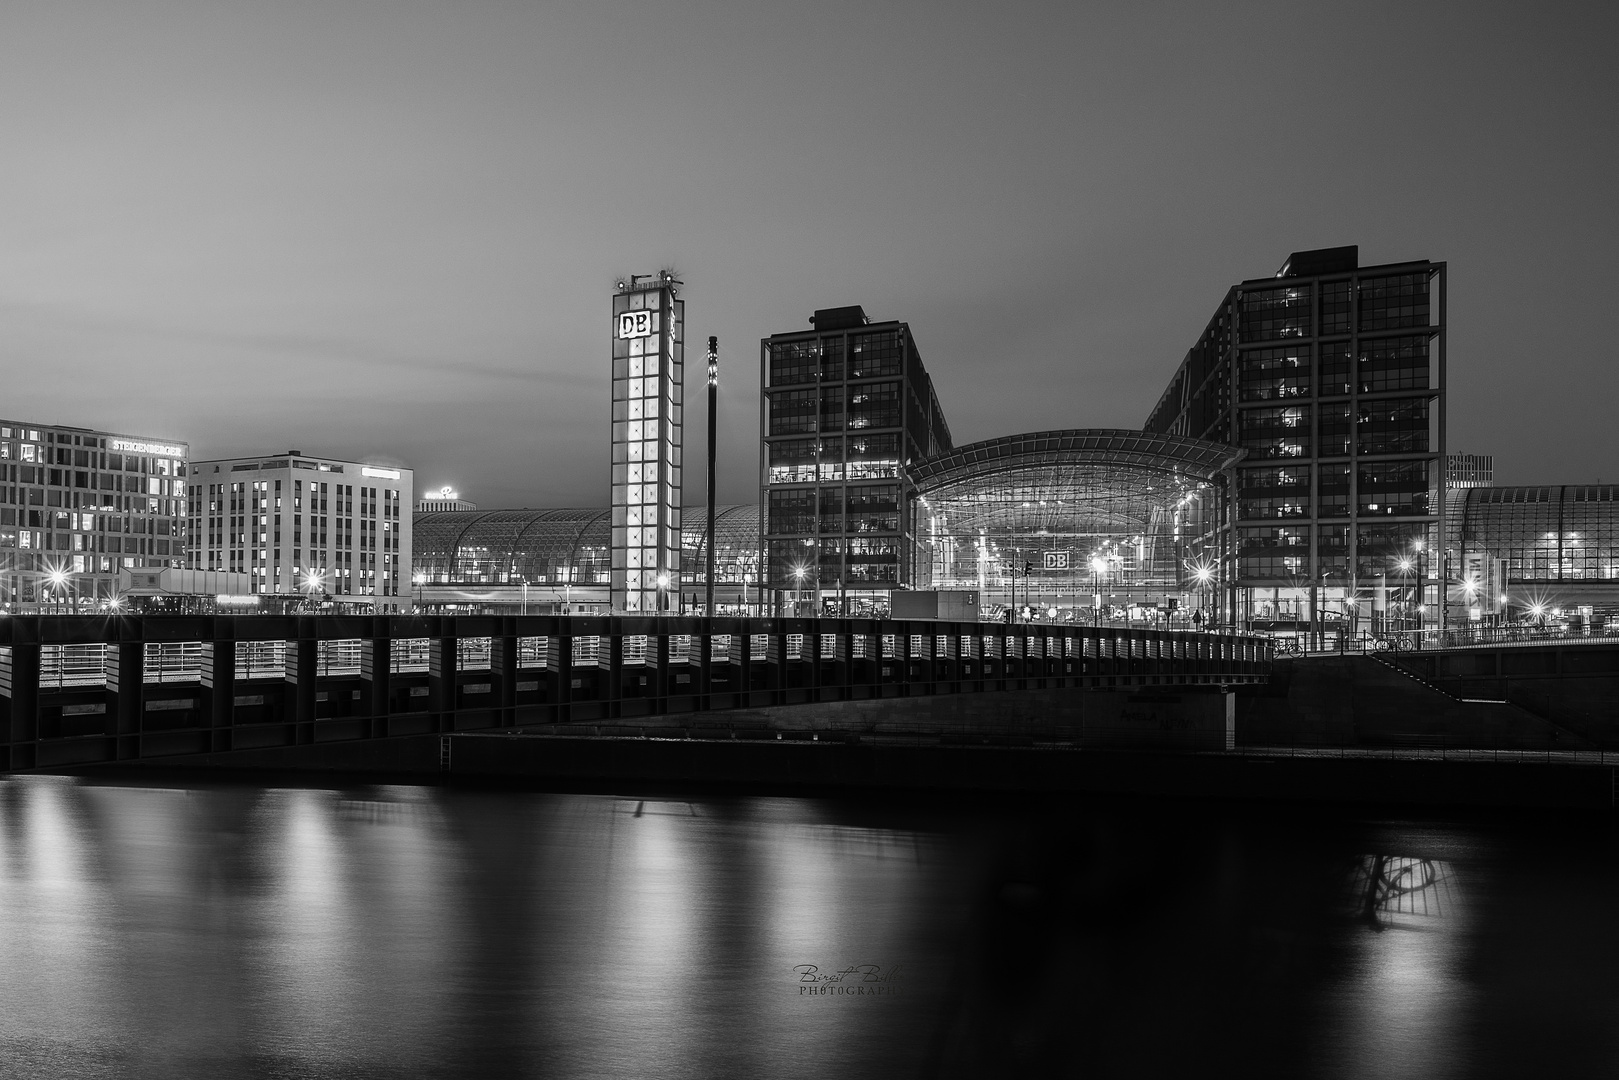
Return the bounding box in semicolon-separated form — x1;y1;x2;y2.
414;248;1617;630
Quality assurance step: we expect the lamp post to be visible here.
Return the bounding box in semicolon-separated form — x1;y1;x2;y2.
1192;564;1213;632
47;567;70;614
792;565;807;617
1090;554;1107;628
705;335;718;619
413;571;426;612
656;573;671;614
1412;537;1426;648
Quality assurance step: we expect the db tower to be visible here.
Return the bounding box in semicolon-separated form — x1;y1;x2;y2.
609;272;684;612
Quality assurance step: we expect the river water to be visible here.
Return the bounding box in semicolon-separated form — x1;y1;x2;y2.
0;773;1614;1078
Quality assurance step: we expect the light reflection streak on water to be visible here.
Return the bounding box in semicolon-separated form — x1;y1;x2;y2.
0;778;117;1062
250;788;360;1067
1324;856;1472;1080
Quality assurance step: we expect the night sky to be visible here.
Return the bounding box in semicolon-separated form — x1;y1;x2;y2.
4;1;1616;508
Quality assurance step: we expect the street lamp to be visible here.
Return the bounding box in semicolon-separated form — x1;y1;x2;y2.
46;567;70;614
303;570;324;611
656;573;671;614
1191;564;1214;632
1090;554;1107;628
791;565;807;617
413;571;426;612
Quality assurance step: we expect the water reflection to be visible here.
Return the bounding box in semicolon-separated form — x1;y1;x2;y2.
1350;855;1459;931
0;777;1616;1077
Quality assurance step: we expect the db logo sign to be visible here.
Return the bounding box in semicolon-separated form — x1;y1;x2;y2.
618;311;654;339
1043;552;1069;570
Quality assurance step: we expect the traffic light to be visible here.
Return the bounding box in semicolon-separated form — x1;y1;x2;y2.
1023;561;1033;575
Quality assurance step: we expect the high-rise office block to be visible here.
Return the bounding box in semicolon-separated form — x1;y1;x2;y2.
610;272;684;613
1145;247;1446;630
759;305;951;615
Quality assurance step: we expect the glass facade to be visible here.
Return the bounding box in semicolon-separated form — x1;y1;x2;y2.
909;431;1234;623
412;504;759;604
760;309;950;614
1460;487;1619;589
1144;248;1446;629
609;276;683;613
0;421;188;611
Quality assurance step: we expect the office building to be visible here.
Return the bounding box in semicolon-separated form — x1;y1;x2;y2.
760;305;952;614
186;450;413;612
0;420;188;610
1144;246;1446;630
610;272;684;612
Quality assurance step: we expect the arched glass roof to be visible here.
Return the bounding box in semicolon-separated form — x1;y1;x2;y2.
912;429;1240;599
415;505;760;586
1460;485;1619;584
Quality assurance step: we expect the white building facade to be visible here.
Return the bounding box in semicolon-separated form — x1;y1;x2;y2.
187;451;413;612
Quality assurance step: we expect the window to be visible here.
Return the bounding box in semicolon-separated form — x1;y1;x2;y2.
1239;285;1311;342
1238;345;1311;402
1357;398;1429;455
768;389;818;435
1320;280;1352;335
768;340;820;387
1239;405;1311;459
1238;467;1310;521
1358;460;1431;516
847;484;899;533
1358;273;1430;331
849;331;901;378
847;383;900;430
1358;335;1431;393
768;488;816;535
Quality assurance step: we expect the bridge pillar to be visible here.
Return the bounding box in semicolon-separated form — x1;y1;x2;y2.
2;639;40;770
361;618;393;738
555;628;573;723
491;623;517;727
106;640;143;760
606;622;623;719
652;629;670;713
429;625;457;733
697;620;712;711
285;629;316;744
200;637;235;753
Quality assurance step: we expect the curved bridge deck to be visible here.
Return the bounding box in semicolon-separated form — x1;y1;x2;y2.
0;615;1271;770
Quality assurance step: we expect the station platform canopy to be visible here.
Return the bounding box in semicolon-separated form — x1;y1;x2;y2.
910;429;1242;610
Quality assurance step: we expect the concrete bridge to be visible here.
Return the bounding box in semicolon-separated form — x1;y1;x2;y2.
0;614;1271;771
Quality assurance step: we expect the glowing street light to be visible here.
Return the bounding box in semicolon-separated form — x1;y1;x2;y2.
791;564;808;617
1089;554;1108;628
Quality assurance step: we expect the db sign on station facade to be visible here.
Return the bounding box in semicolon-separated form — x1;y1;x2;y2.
1043;551;1069;570
617;311;655;339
